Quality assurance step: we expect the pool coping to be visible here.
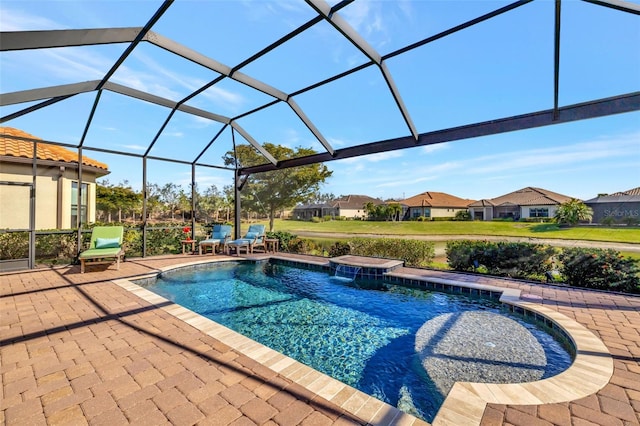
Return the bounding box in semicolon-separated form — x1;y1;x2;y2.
111;256;613;426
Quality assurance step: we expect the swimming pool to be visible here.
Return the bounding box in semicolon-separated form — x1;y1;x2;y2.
145;261;572;422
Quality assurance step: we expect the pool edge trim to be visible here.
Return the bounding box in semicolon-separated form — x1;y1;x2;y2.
112;257;613;426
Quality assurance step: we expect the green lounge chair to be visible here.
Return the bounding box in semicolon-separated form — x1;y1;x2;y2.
79;226;125;273
226;224;266;255
198;224;232;255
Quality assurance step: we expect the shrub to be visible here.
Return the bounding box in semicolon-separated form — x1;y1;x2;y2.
0;231;29;260
310;217;322;223
445;240;480;272
622;217;640;226
36;231;78;263
266;231;297;252
453;210;471;221
600;217;616;226
286;237;318;254
558;248;640;293
348;237;434;267
329;241;351;257
446;240;556;280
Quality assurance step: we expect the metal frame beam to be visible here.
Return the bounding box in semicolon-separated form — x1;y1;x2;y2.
0;28;143;51
240;92;640;175
306;0;418;139
581;0;640;14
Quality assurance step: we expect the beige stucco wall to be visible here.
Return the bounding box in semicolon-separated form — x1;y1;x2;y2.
0;162;99;230
408;206;468;219
431;207;467;218
338;208;366;219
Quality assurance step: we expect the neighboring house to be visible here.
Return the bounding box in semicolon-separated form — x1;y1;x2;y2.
402;191;475;220
468;187;572;221
291;203;335;220
291;195;385;220
0;127;109;230
333;194;384;219
584;187;640;224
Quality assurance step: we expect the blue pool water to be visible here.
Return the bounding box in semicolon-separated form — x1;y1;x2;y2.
146;261;572;422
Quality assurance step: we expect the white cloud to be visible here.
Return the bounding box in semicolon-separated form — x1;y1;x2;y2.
0;7;62;30
421;144;449;154
120;144;146;151
341;1;384;36
340;150;403;164
164;132;184;138
466;134;640;176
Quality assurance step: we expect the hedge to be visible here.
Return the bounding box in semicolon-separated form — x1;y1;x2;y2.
558;247;640;293
446;240;556;280
347;237;435;267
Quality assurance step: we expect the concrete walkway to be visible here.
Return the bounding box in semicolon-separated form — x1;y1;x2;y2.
1;254;639;425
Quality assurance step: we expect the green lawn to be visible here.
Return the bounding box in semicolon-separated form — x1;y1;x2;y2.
259;219;640;244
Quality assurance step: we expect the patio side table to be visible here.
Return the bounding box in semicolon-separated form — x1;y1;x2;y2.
265;238;279;253
181;239;197;254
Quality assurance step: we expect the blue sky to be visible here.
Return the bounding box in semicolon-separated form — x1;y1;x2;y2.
1;0;638;202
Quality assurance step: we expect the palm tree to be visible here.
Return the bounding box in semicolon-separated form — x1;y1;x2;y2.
554;198;593;225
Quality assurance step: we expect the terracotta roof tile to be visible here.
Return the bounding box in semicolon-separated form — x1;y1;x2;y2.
485;187;573;206
402;191;475;208
332;194;384;209
0;127;108;170
611;187;640;196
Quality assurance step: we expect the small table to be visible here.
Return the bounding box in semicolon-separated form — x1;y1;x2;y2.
226;241;250;255
181;239;196;254
265;238;279;253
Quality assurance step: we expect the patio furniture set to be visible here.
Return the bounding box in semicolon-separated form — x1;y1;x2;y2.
79;224;274;273
196;223;271;255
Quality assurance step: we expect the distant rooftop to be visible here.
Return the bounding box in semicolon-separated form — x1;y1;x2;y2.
585;187;640;203
402;191;475;208
0;127;109;171
469;187;572;207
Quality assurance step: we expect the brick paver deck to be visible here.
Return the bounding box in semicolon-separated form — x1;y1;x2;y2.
1;254;639;425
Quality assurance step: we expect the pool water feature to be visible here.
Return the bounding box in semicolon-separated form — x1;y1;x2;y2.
145;261;572;422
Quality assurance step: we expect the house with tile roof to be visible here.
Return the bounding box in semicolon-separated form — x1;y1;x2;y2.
468;187;572;221
291;202;335;220
0;127;109;230
332;194;384;219
584;187;640;224
402;191;475;220
291;195;385;220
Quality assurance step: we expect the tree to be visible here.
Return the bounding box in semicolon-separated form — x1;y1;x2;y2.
96;180;141;222
221;185;235;223
177;189;191;221
386;202;403;222
145;183;162;220
223;144;332;232
199;185;222;222
311;192;336;203
159;183;180;220
554;198;593;225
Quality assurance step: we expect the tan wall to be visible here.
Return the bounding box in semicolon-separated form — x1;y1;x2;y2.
0;162;100;230
338;208;366;219
430;207;467;218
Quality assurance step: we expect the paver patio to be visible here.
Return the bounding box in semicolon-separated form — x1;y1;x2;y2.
1;253;639;425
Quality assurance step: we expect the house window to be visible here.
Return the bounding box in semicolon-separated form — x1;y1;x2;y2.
412;208;431;218
530;208;549;218
71;182;88;226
